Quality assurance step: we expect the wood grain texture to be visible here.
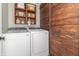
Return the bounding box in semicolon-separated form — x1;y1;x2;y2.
40;4;50;30
50;4;79;56
40;3;79;56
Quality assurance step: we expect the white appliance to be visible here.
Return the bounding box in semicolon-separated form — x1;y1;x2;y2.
3;32;30;56
30;29;49;56
0;29;49;56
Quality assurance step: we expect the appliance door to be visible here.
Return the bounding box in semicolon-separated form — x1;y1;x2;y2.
3;33;30;56
31;31;49;55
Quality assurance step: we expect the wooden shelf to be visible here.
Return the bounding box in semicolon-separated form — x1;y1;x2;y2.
15;16;26;18
27;10;36;13
27;18;35;20
15;3;36;24
15;8;26;11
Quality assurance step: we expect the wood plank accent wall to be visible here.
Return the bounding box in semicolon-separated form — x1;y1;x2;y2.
40;4;50;30
40;3;79;56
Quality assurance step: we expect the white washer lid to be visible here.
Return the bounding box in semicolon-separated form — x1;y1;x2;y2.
29;29;48;32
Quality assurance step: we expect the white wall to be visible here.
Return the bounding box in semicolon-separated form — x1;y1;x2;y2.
8;3;40;28
0;4;2;56
2;3;8;33
0;4;2;33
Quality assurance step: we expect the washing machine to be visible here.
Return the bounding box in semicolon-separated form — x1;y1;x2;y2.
30;29;49;56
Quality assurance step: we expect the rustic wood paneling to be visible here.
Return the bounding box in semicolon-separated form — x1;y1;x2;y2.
40;4;50;30
51;3;79;56
40;3;79;56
